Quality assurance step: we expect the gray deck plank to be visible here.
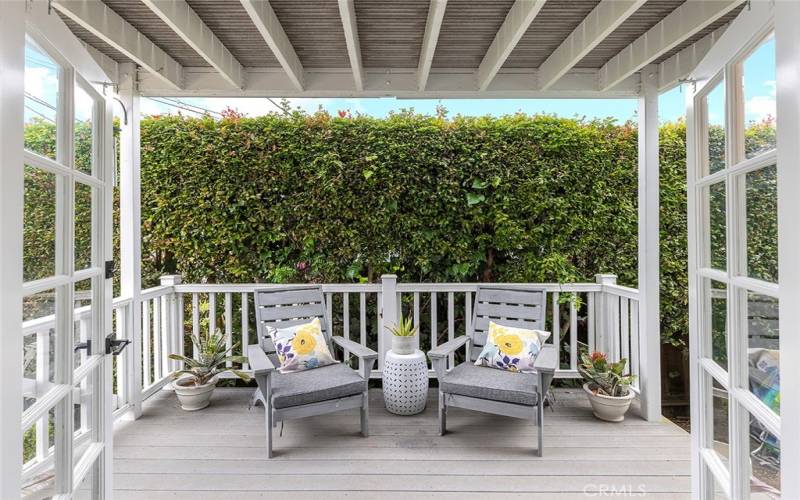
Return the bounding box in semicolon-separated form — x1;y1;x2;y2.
113;388;691;498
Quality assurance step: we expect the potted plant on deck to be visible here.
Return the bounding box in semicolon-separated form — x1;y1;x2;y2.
579;351;637;422
383;316;428;415
388;315;418;355
169;329;251;411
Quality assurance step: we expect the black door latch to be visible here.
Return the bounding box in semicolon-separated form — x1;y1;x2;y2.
106;334;131;355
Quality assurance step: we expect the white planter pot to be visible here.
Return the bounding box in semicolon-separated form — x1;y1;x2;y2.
583;383;635;422
391;335;416;355
174;376;218;411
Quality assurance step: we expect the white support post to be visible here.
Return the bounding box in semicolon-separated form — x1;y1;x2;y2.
379;275;398;371
595;273;617;355
637;64;662;422
775;3;800;496
119;63;144;419
0;3;25;498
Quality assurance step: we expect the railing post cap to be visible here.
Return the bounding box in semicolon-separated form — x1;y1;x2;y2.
380;274;398;281
160;275;182;286
595;274;618;284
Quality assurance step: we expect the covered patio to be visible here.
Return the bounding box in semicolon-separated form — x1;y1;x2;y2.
1;0;796;499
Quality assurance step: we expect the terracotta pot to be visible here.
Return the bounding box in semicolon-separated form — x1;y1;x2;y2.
174;376;218;411
391;335;416;355
583;383;635;422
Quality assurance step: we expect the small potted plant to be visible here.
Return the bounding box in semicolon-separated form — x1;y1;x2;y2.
169;329;251;411
579;351;637;422
387;315;418;355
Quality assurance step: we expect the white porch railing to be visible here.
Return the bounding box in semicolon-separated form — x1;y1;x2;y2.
20;273;641;478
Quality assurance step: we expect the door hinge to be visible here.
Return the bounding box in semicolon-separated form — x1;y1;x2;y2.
105;260;115;279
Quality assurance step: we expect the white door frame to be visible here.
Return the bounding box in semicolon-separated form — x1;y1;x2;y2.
2;2;117;498
686;1;795;497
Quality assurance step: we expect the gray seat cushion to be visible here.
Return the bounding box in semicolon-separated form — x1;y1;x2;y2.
271;363;366;409
441;362;539;406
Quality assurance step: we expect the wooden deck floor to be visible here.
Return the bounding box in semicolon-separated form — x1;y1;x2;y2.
112;387;691;499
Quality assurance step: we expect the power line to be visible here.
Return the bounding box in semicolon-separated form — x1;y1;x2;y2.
25;104;55;123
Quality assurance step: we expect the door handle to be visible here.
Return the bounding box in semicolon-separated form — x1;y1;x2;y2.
74;340;92;355
106;334;131;355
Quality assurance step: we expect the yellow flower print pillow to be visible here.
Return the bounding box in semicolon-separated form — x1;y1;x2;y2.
268;318;337;373
474;322;551;373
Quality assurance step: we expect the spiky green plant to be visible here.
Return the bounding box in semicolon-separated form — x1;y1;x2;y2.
168;329;252;386
386;315;418;337
578;351;636;397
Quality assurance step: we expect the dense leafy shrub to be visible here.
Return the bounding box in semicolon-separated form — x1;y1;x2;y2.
22;111;778;356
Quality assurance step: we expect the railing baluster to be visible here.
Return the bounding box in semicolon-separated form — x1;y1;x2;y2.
465;291;472;360
176;291;184;370
342;292;350;362
160;293;170;376
241;292;249;371
208;292;216;336
359;292;367;369
611;295;621;361
447;292;455;367
191;293;199;359
142;299;151;387
569;295;578;372
225;292;233;367
588;292;596;353
630;300;641;386
153;298;162;381
326;292;334;337
115;306;127;409
620;298;630;363
35;329;49;460
552;292;560;370
430;292;437;350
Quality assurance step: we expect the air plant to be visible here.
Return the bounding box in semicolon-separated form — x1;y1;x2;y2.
169;329;252;386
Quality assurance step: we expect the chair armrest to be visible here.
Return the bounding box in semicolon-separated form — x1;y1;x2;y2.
428;335;469;360
247;344;276;376
331;336;378;361
533;344;557;374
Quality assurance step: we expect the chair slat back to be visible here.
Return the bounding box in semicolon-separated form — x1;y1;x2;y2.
469;287;547;361
254;286;332;363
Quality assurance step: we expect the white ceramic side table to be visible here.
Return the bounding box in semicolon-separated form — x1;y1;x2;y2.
382;349;429;415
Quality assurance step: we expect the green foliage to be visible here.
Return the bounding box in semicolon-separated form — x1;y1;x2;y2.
168;329;251;386
579;351;636;397
387;315;418;337
21;111;779;359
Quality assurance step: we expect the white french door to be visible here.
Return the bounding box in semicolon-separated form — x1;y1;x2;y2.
21;27;114;498
686;3;781;499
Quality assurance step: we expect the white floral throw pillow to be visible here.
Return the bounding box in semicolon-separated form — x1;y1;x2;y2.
268;318;336;373
474;321;551;373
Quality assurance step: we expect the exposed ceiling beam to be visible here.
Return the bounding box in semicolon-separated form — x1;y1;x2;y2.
338;0;364;91
239;0;304;91
81;42;119;85
53;0;183;90
141;0;245;89
137;67;641;99
598;0;744;90
657;25;728;92
538;0;646;90
477;0;547;91
417;0;448;92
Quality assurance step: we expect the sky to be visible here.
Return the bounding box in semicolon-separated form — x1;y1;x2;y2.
24;37;775;128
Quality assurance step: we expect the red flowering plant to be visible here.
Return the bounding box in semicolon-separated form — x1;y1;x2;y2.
578;351;636;397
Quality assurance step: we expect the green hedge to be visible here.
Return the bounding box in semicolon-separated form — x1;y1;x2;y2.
22;111;777;355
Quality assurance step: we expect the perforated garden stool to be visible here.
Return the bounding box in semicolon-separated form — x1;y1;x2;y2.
382;349;429;415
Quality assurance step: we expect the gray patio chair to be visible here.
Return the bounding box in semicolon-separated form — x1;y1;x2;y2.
248;286;378;458
428;286;557;456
